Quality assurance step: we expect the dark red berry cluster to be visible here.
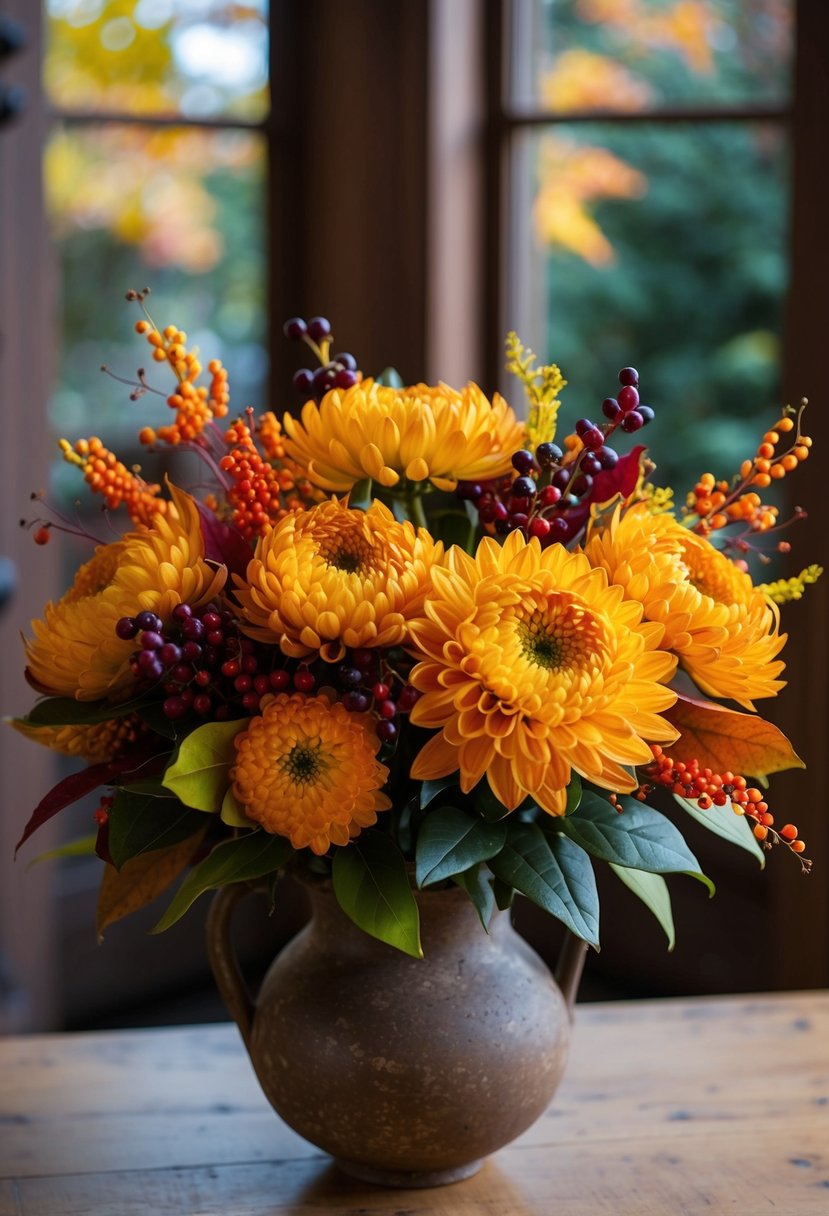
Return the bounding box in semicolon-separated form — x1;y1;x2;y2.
333;648;420;744
459;365;654;545
283;315;360;402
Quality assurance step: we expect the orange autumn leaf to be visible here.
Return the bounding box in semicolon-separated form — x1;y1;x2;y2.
96;830;205;941
663;692;804;780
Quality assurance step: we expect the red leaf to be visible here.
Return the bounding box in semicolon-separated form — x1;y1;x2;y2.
555;445;647;544
194;500;252;578
664;692;805;779
15;745;159;856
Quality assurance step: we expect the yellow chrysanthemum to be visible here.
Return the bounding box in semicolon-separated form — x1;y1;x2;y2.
584;505;786;710
25;485;226;701
281;378;526;493
231;693;391;854
234;498;442;662
12;714;147;764
407;532;678;816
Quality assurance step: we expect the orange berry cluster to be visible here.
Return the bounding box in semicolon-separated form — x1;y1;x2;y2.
639;746;810;871
219;416;311;541
257;410;287;462
688;408;811;535
59;437;165;528
134;321;230;446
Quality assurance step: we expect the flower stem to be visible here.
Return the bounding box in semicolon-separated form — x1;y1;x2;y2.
407;490;428;532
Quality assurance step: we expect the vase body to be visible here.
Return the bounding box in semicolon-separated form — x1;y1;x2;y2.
209;882;572;1187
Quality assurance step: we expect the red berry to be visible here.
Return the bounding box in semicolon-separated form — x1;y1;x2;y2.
254;675;271;695
283;317;307;340
397;685;420;712
617;385;640;412
372;682;390;701
529;517;551;539
621;410;644;432
194;670;212;687
221;659;241;678
33;527;51;545
378;699;396;720
582;427;604;450
294;669;316;692
269;669;291;690
193;694;212;715
539;485;562;507
234;674;253;693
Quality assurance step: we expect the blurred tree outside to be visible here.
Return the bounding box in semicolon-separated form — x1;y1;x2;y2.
527;0;790;495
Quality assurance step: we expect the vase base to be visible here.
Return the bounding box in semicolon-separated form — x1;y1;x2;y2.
333;1155;484;1189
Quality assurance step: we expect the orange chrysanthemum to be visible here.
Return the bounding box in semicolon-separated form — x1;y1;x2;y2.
231;693;391;854
234;498;442;662
584;505;786;709
25;485;226;701
407;533;678;816
281;378;526;493
12;714;147;764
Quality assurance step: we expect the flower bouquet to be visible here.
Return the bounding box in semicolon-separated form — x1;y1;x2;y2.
12;290;817;1184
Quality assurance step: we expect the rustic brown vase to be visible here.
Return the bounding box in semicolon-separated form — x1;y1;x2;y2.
207;880;586;1188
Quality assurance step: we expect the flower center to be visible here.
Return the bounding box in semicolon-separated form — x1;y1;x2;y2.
314;521;378;576
518;618;563;670
515;597;607;674
282;741;326;784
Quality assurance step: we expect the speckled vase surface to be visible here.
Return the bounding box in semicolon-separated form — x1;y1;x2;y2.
208;882;573;1188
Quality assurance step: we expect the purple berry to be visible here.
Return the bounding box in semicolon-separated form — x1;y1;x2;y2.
334;368;357;390
575;418;594;437
570;473;593;497
171;663;193;684
511;449;536;475
140;631;164;651
181;641;202;662
512;476;537;498
602;397;621;421
621;410;645;432
581;453;602;476
333;352;357;371
162;695;188;721
182;617;204;641
535;442;562;468
312;365;337;395
339;666;363;688
617;385;640;412
172;603;192;622
135;610;161;632
551;467;571;491
292;368;314;395
549;517;569;540
159;642;182;666
377;720;398;743
307;316;331;342
598;446;619;469
283;317;307;340
619;366;639;387
582;427;604;450
343;691;370;713
115;616;137;640
637;405;655;424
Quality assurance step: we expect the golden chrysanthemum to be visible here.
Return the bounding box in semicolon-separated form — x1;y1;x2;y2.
12;714;147;764
231;693;391;854
407;532;679;815
281;378;526;493
584;505;786;709
234;498;442;662
25;485;226;701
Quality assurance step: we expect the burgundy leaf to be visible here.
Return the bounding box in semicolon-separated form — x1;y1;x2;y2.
95;818;113;867
555;445;648;544
194;500;252;579
15;744;160;856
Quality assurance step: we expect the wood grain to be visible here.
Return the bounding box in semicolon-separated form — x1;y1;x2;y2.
1;992;828;1214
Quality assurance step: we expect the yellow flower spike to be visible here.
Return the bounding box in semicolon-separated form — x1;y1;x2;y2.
233;498;443;662
408;531;678;817
585;504;786;710
231;693;391;854
12;715;147;764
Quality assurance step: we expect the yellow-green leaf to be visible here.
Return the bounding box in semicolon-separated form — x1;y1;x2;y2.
664;692;804;780
162;718;247;812
221;786;254;827
96;829;206;940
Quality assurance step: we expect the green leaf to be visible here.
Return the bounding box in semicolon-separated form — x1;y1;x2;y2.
429;509;476;550
419;775;460;810
24;695;148;727
488;822;600;946
153;832;294;933
415;807;507;888
471;780;513;822
332;831;422;958
610;864;675;950
220;786;254;827
26;833;97;870
376;366;403;388
347;477;373;512
137;702;180;740
564;774;582;816
107;790;208;870
161;719;246;812
452;864;496;930
561;791;715;894
492;877;515;910
673;794;765;867
117;779;172;797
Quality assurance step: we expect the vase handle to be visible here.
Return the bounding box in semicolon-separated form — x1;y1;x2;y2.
554;930;589;1020
206;883;256;1050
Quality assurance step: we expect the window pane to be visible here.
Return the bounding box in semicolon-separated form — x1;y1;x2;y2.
515;0;793;111
45;0;269;121
509;122;788;488
45;123;267;456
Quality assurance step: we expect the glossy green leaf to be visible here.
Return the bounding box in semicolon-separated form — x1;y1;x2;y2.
221;786;254;827
673;794;765;866
376;366;403;388
332;831;422;958
493;876;515;910
153;831;294;933
347;477;373;512
564;774;582;816
415;807;507;888
107;789;207;870
161;718;246;812
488;822;600;946
610;864;675;950
419;775;460;810
452;864;496;931
561;791;714;894
471;780;513;822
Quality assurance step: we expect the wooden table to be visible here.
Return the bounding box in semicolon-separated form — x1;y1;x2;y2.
1;991;827;1215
